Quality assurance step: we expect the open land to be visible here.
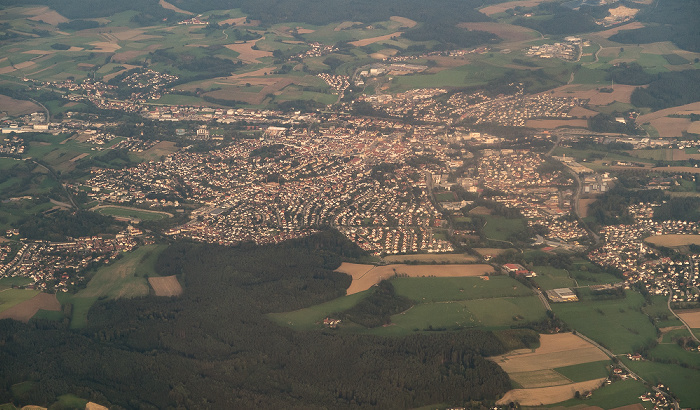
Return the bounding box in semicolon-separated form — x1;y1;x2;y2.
0;292;60;322
0;289;40;314
0;95;42;116
676;310;700;328
479;0;559;16
458;22;540;42
645;234;700;247
349;33;402;47
94;205;172;221
593;22;645;39
490;333;609;373
491;333;610;405
335;262;495;295
525;119;589;129
637;101;700;138
548;84;637;106
382;254;478;263
225;38;273;63
389;16;417;28
148;275;183;297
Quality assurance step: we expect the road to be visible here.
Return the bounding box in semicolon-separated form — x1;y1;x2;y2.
535;288;551;311
667;292;700;344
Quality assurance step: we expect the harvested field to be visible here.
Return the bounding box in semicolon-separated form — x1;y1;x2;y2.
225;38;272;63
159;0;193;15
383;254;478;263
111;50;149;62
296;28;315;34
0;292;60;323
569;106;599;118
22;49;54;55
350;32;402;47
549;84;638;105
149;275;183;297
474;248;513;257
645;234;700;248
26;6;68;25
525;119;588;129
594;22;645;39
480;0;558;15
637;102;700;138
458;22;539;42
490;333;608;373
509;369;571;388
496;378;606;406
676;310;700;328
390;16;417;28
336;262;494;295
219;17;260;26
90;42;121;52
0;94;41;116
70;153;89;162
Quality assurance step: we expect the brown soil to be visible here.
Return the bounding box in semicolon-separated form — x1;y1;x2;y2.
336;263;495;295
149;276;183;297
0;293;60;323
677;310;700;328
0;94;42;116
350;32;403;47
496;378;606;406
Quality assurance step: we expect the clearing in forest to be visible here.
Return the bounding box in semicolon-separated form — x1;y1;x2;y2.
149;275;183;297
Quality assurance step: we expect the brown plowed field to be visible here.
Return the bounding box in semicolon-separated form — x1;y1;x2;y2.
677;309;700;328
336;262;494;295
0;292;60;323
496;378;606;406
149;275;183;297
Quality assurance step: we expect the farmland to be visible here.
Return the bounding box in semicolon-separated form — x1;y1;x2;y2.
645;234;700;248
62;244;167;328
335;262;494;295
391;276;532;303
482;215;527;242
148;275;183;297
623;358;700;408
491;333;611;405
552;291;659;354
0;288;40;314
0;292;60;322
382;253;478;263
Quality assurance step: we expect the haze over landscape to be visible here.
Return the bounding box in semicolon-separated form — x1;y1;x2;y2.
0;0;699;408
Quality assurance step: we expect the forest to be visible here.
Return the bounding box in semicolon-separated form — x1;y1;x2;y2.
630;70;700;111
608;0;700;52
0;231;514;409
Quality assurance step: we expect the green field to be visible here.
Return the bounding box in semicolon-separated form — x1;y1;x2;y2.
366;295;547;336
31;309;65;321
552;291;658;354
61;244;167;328
546;379;651;409
482;215;527;242
623;358;700;408
96;206;170;221
531;266;576;290
391;276;533;302
0;288;40;313
554;360;611;383
0;276;33;289
267;289;372;329
643;295;682;328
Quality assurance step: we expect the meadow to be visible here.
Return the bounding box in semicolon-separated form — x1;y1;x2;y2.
623;358;700;408
391;275;532;303
0;288;40;314
552;291;658;354
61;244;167;328
481;215;527;242
267;289;372;330
544;379;651;409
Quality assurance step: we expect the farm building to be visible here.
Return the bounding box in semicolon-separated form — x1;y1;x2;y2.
546;288;579;302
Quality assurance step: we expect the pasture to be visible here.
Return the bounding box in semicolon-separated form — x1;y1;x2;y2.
391;276;532;303
458;22;540;43
0;276;33;289
267;290;372;330
554;360;611;383
531;266;576;290
648;343;700;369
335;262;494;295
482;215;527;242
546;379;649;409
623;358;700;408
148;275;183;297
552;291;658;354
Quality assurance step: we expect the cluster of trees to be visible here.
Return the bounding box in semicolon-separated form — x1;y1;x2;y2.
402;25;496;49
631;70;700;111
149;49;243;83
588;113;641;135
512;3;605;35
0;231;513;408
17;210;121;241
586;186;665;228
606;62;655;86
